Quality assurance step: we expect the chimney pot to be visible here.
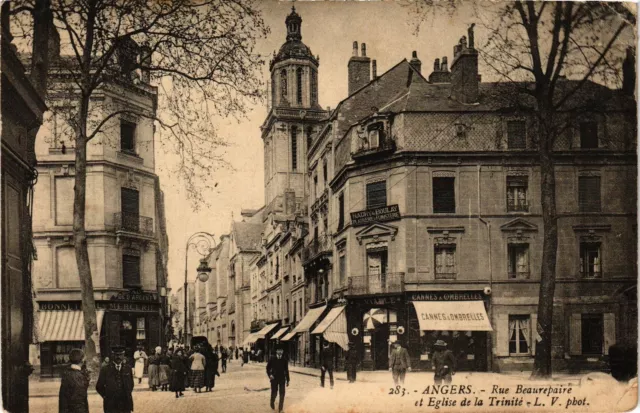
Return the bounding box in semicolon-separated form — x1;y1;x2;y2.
434;58;440;72
372;60;377;78
353;41;358;56
361;43;367;57
412;51;418;59
441;56;448;72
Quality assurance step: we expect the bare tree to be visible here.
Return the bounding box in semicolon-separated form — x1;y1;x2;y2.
412;1;635;377
12;0;268;376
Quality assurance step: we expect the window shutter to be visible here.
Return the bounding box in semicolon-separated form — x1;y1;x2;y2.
121;188;140;215
569;313;582;355
578;177;601;212
366;181;387;210
433;177;456;213
531;313;538;356
122;254;141;287
495;313;510;356
603;313;616;355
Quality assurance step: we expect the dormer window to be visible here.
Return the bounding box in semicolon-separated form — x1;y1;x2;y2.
367;122;385;149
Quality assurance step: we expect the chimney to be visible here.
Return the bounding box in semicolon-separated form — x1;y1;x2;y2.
348;40;371;95
372;60;377;79
30;0;57;96
434;58;440;72
450;24;479;103
429;56;451;83
140;45;152;83
441;56;448;72
622;46;636;96
409;51;422;74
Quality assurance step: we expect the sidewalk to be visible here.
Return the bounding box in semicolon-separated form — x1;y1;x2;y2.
29;377;152;398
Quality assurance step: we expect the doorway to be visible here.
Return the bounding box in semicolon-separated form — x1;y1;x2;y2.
372;323;390;370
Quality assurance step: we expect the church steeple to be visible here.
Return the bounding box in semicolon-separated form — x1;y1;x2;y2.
285;6;302;42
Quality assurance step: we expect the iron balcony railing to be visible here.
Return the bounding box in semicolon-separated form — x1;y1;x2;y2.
302;234;332;264
114;212;153;235
351;139;396;160
348;272;405;295
507;199;529;212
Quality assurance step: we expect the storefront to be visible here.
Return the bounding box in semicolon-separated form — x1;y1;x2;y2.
345;291;492;371
312;305;349;370
282;304;327;367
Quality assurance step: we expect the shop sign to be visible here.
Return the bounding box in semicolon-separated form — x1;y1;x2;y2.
97;302;159;312
360;296;402;306
350;205;401;227
407;291;485;302
39;302;81;311
110;290;158;302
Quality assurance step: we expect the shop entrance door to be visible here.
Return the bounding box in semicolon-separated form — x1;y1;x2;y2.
372;324;390;370
120;315;138;358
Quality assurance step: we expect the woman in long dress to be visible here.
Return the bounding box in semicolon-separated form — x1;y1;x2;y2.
189;346;206;393
170;349;187;398
159;348;171;391
148;346;162;391
133;345;148;384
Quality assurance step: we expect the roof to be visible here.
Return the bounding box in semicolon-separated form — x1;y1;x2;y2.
232;221;263;252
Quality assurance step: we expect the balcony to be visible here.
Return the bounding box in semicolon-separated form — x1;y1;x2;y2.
351;139;395;161
507;199;529;212
302;234;332;265
273;107;328;121
347;273;405;295
310;189;328;216
114;212;154;236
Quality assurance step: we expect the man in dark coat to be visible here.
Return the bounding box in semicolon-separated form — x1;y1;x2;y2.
96;345;134;413
389;341;411;386
346;342;358;383
320;341;334;388
266;346;289;413
432;340;456;384
221;347;228;372
59;348;90;413
204;344;220;392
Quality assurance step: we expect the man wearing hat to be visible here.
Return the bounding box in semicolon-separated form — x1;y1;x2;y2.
96;345;134;413
389;341;411;386
432;340;456;384
266;344;289;413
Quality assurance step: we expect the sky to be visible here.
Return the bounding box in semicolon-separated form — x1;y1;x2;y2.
162;0;479;292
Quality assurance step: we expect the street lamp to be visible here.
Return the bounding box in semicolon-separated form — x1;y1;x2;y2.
184;232;215;345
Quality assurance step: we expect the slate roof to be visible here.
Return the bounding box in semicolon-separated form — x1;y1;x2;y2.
232;221;263;252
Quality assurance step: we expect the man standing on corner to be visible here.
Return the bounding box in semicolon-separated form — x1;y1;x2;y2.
389;341;411;386
96;345;134;413
320;341;334;389
266;345;289;413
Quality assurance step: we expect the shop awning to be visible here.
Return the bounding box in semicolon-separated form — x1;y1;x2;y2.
242;333;257;347
280;331;298;342
312;306;349;351
38;310;106;341
291;304;327;334
254;323;279;339
270;327;289;340
411;301;492;331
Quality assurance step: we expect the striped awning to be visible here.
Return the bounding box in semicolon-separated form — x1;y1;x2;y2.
270;327;289;340
38;310;105;341
311;306;349;351
291;305;327;334
254;323;279;339
241;333;257;347
280;331;298;342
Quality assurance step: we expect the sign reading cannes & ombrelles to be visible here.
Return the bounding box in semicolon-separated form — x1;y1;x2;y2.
350;204;401;226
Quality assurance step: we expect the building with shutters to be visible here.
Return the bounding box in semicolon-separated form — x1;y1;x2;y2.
30;44;170;377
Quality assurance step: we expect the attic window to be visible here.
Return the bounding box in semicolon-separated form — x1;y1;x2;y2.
367;122;385;148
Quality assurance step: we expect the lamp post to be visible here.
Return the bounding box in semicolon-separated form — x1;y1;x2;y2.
184;232;215;345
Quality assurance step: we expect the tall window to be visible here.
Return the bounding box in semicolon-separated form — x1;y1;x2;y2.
339;247;346;287
285;299;289;320
366;181;387;210
508;315;531;355
507;176;528;212
280;69;287;101
276;295;280;318
582;314;603;354
275;257;279;280
507;121;526;149
578;176;601;212
434;245;456;279
120;188;140;232
299;298;302;319
293;300;297;323
313;175;318;200
580;242;601;278
508;244;530;279
433;177;455;213
136;317;146;340
337;193;345;230
367;247;388;292
122;252;141;287
296;67;303;105
311;69;318;104
291;126;298;171
580;122;598;149
323;160;328;185
120;120;136;152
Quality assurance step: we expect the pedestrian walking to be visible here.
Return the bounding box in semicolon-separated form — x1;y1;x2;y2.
170;349;187;398
346;342;358;383
159;349;171;391
432;340;456;384
58;348;90;413
132;345;147;385
204;344;220;392
189;346;206;393
320;341;334;389
239;348;245;366
221;347;228;372
266;346;289;413
235;346;239;360
96;345;134;413
389;342;411;386
147;346;161;391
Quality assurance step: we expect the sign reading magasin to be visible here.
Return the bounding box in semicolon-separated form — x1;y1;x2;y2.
350;204;401;226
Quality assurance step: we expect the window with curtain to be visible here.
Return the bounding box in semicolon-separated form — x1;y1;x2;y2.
434;245;456;279
506;176;528;212
507;244;530;278
508;315;531;355
580;242;601;278
136;317;146;340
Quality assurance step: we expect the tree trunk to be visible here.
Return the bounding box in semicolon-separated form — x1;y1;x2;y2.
73;97;101;381
532;127;559;378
